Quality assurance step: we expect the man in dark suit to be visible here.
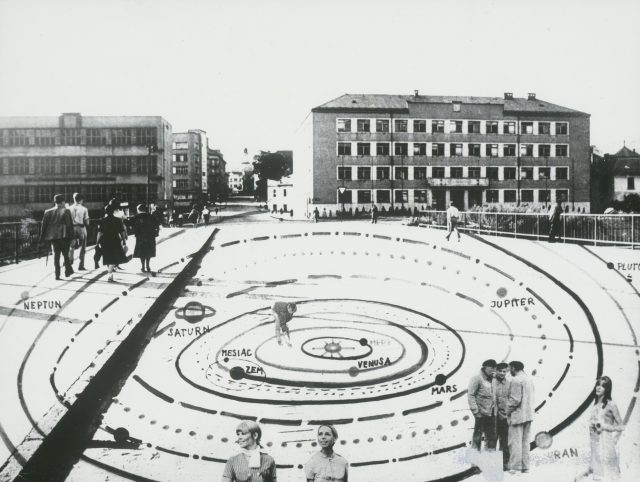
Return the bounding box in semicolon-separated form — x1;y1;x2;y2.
40;194;74;280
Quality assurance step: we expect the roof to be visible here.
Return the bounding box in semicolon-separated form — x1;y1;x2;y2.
613;145;639;158
312;94;589;116
613;158;640;176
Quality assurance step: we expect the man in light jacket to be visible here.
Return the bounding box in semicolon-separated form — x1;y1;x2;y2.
506;360;535;474
468;359;497;451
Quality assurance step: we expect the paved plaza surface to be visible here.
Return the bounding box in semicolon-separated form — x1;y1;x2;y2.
0;214;638;482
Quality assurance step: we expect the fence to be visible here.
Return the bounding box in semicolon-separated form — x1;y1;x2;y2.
0;220;100;265
418;211;639;247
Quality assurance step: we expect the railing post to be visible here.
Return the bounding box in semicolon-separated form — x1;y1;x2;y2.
14;224;19;264
594;217;597;247
632;215;635;250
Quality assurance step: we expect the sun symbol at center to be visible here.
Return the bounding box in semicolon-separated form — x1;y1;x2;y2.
310;338;357;359
325;342;342;353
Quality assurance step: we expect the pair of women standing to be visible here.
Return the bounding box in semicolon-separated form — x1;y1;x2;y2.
222;421;348;482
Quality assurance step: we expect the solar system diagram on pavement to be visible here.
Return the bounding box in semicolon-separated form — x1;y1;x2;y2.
5;221;640;482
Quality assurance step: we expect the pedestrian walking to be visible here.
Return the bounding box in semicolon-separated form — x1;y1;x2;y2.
371;205;379;224
132;204;159;273
68;192;89;271
96;204;129;282
468;359;497;452
548;201;563;242
203;207;210;224
506;361;535;474
313;207;320;223
39;194;74;280
188;206;199;226
446;201;461;241
271;301;297;347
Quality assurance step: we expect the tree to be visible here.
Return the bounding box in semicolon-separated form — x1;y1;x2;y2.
252;151;292;201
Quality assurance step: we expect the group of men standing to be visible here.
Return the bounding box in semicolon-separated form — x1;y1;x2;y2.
468;359;535;474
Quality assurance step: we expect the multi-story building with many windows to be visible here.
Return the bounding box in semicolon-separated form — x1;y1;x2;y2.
309;92;590;212
0;113;172;220
207;148;228;202
171;130;209;209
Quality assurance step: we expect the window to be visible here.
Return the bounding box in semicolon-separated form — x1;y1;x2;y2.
337;167;352;180
86;128;107;146
86;157;106;174
395;190;408;203
468;167;481;178
61;158;81;174
521;167;533;179
337;119;351;132
556;189;569;202
111;129;133;146
395;167;408;180
521;190;534;202
538;122;550;135
376;190;390;203
61;129;81;145
538;144;551;157
357;190;372;203
33;186;55;203
357;143;371;156
432;167;445;178
504;167;517;179
555;145;568;157
432;143;445;156
486;121;498;134
469;144;481;156
450;167;463;178
413;143;427;156
283;189;287;197
504;190;517;202
415;190;428;203
503;144;516;156
376;143;390;156
394;143;408;156
414;167;427;179
8;158;29;175
555;122;568;135
413;120;426;133
486;190;499;202
486;167;499;180
538;167;550;180
376;119;389;132
34;129;56;146
137;128;157;146
9;129;29;146
556;167;568;180
338;189;352;204
35;158;56;175
174;166;188;175
468;121;481;134
137;156;157;175
520;144;534;156
394;119;408;132
452;102;461;112
628;177;635;190
450;143;463;156
8;186;28;203
173;142;188;150
85;185;109;203
449;120;463;133
357;119;370;133
521;122;533;134
432;120;444;133
486;144;498;157
357;167;371;180
273;189;276;197
338;142;352;155
175;179;189;190
539;190;551;202
376;167;390;179
503;122;516;135
112;157;133;174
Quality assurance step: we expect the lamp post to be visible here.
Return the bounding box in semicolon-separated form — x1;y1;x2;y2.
146;144;157;207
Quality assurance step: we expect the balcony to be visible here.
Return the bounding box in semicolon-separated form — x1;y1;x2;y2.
429;178;489;187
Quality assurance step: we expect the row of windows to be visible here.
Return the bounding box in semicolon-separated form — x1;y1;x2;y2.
0;128;158;146
2;156;158;175
337;119;569;135
337;166;569;181
336;189;569;204
0;184;157;204
336;142;569;157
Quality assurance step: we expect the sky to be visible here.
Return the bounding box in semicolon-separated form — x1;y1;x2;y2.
0;0;639;169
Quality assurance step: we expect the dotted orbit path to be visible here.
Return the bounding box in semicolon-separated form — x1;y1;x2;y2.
46;227;628;482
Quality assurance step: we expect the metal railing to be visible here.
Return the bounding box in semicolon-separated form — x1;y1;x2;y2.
0;220;100;265
418;210;638;247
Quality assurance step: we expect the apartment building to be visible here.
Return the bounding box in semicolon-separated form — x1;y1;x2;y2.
171;130;208;209
0;113;172;220
310;92;590;212
207;148;228;202
609;145;640;201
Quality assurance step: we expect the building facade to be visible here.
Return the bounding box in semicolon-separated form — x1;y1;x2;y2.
228;171;244;193
0;113;172;220
310;93;590;212
171;130;208;210
610;145;640;202
268;176;293;213
207;148;228;202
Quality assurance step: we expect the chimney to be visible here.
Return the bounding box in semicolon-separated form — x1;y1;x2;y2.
528;93;536;100
504;92;513;100
414;89;419;97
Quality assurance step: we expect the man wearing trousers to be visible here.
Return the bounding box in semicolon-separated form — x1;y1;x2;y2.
506;360;535;474
68;192;90;270
493;362;511;471
468;359;497;451
40;194;74;280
